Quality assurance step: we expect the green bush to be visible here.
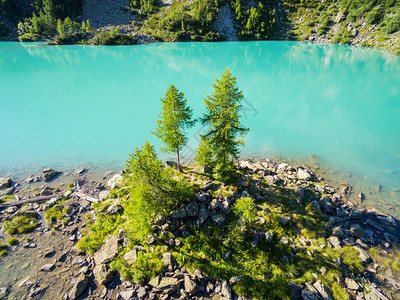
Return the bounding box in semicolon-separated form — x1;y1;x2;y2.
6;237;17;246
94;29;136;45
18;32;42;41
365;6;385;25
332;25;353;44
384;14;400;34
0;244;7;256
3;216;38;235
54;32;86;44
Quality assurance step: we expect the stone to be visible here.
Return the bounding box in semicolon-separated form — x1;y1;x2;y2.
93;264;115;285
210;198;222;209
310;200;321;212
212;214;225;226
350;210;363;219
197;210;209;226
251;235;260;247
229;275;242;285
29;286;44;298
297;168;312;180
313;280;333;300
350;224;370;241
0;287;6;299
280;235;289;245
74;168;87;175
279;215;291;226
366;219;384;231
295;186;305;203
120;289;135;300
163;252;173;268
345;278;361;291
42;168;61;182
327;236;341;250
265;231;274;243
302;289;319;300
19;276;34;287
320;197;335;215
342;237;356;246
354;246;372;264
171;207;187;219
0;178;12;190
118;229;127;241
99;190;110;200
107;173;123;188
43;248;56;258
40;263;55;271
223;250;232;261
186;201;199;217
149;276;180;294
184;275;197;294
94;235;119;265
106;203;121;215
137;286;146;298
72;256;87;266
68;273;88;300
0;187;15;198
221;280;232;298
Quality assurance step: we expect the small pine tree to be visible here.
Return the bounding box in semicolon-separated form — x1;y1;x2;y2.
152;84;195;171
56;18;64;35
197;68;248;180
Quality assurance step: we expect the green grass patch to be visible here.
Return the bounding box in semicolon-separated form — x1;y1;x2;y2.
2;216;38;235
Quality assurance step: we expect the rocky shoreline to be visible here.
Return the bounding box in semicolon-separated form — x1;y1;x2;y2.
1;158;400;299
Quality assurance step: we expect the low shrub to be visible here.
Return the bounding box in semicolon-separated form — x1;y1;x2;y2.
6;237;17;246
3;216;38;235
18;33;42;42
384;14;400;34
0;244;7;256
94;29;136;45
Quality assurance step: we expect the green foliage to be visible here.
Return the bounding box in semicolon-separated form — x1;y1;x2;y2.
317;13;330;36
45;206;70;226
332;24;353;44
342;246;364;273
124;141;194;241
383;14;400;34
197;69;248;181
152;84;195;169
232;196;257;224
365;5;385;25
6;237;17;246
94;28;136;45
195;137;213;168
3;216;38;235
231;0;277;40
111;246;164;283
0;244;7;256
130;0;159;16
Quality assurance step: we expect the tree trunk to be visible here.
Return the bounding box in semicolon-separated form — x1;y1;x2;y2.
177;148;183;172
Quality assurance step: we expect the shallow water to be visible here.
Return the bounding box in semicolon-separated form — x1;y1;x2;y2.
0;41;399;213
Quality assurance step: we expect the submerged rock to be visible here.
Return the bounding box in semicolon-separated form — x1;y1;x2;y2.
0;178;12;190
42;168;61;182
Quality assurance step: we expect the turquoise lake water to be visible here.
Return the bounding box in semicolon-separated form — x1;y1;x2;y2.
0;41;400;204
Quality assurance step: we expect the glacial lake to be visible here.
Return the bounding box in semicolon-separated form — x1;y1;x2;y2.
0;41;399;214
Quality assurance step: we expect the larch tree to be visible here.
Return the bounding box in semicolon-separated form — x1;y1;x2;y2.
152;84;195;171
196;68;249;180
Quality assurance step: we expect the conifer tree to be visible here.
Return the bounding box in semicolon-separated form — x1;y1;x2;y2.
152;84;195;171
196;68;248;180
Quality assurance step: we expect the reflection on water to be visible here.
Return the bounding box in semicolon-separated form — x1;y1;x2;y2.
0;40;399;213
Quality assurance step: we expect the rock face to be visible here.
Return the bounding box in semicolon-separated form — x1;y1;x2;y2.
213;2;238;41
94;235;119;265
69;273;88;300
0;178;12;189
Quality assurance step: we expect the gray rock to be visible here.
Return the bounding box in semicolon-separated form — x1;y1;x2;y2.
118;229;127;241
74;168;87;175
72;256;87;266
123;249;137;264
223;250;232;261
120;289;135;300
262;232;273;244
251;235;260;247
295;186;305;203
350;224;370;241
310;200;321;212
280;235;289;245
163;252;173;268
302;289;319;300
350;210;363;219
186;201;199;217
171;207;187;219
327;236;341;250
354;246;372;264
279;215;291;226
98;190;110;200
229;275;242;285
68;273;88;300
184;275;197;294
106;203;121;215
197;210;209;226
313;280;333;300
42;168;61;182
0;287;7;298
345;278;361;291
107;173;123;188
297;168;312;180
93;264;114;285
40;263;55;271
210;198;222;210
342;237;356;246
221;280;232;298
0;178;12;190
29;286;44;297
0;187;15;198
212;214;225;226
19;276;34;287
320;197;335;215
149;276;181;294
94;235;119;265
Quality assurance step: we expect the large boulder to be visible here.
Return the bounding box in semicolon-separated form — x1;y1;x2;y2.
186;201;199;217
149;276;181;294
123;249;138;264
350;224;370;241
68;273;88;300
93;264;115;285
94;235;119;265
313;280;333;300
184;275;197;294
0;178;12;190
297;168;312;181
